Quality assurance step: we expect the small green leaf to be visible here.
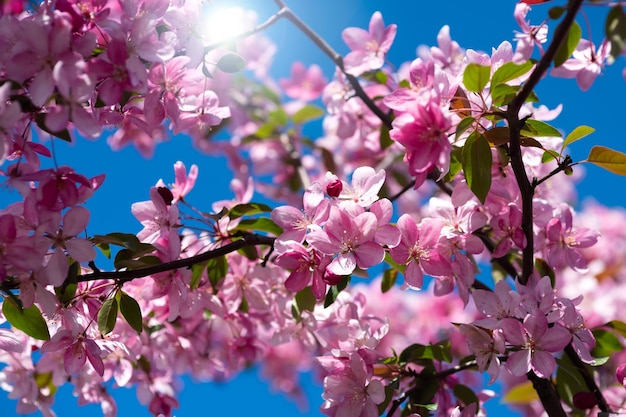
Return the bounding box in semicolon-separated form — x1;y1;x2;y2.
562;125;595;150
484;126;511;146
450;87;472;119
228;203;272;219
119;293;143;334
399;341;452;363
190;262;207;290
587;146;626;175
2;298;50;340
207;256;228;290
97;298;118;335
491;84;520;107
542;149;560;163
606;5;626;61
216;52;246;73
455;116;475;139
292;104;324;124
549;6;566;19
453;384;479;407
381;269;398;293
556;355;587;409
521;119;562;138
491;60;534;87
463;63;491;93
295;286;316;314
554;21;582;68
234;217;283;236
462;132;492;204
444;146;463;183
591;328;623;357
324;276;350;308
603;320;626;338
379;123;393;150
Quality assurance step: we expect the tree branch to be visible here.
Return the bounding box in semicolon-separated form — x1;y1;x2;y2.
79;234;275;283
273;0;393;129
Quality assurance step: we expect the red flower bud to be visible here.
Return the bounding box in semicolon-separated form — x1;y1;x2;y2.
572;392;597;410
326;179;342;198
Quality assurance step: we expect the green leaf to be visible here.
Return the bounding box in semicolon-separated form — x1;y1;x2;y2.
491;60;534;87
381;269;398;293
207;256;228;290
491;84;520;107
591;328;623;357
292;104;324;124
324;275;350;308
554;21;582;68
56;262;79;305
399;341;452;363
562;125;595;150
542;149;560;163
535;258;555;287
606;5;626;61
450;87;472;119
190;262;207;290
216;52;246;73
119;293;143;334
379;123;393;150
455;116;475;139
234;217;283;236
453;384;479;407
462;132;492;204
463;63;491;93
2;298;50;340
556;355;587;409
97;298;118;335
587;146;626;175
294;286;316;315
228;203;273;219
444;146;463;183
603;320;626;337
549;6;566;19
521;119;562;138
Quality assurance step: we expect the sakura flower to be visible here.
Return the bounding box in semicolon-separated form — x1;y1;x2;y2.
500;314;571;378
131;186;180;258
389;215;452;290
0;328;22;353
337;166;386;208
272;182;330;245
513;2;548;62
551;39;611;91
280;62;328;101
169;161;198;203
40;329;104;377
459;324;505;384
543;205;599;271
307;206;385;276
320;353;386;417
342;11;397;76
274;241;332;299
617;363;626;388
389;93;453;188
472;280;523;328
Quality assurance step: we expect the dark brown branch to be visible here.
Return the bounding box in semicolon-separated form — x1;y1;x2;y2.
506;0;584;286
79;234;275;283
527;371;567;417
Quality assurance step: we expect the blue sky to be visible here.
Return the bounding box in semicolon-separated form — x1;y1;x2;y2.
1;1;624;416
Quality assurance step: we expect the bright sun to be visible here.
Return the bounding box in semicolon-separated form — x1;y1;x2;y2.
203;7;248;43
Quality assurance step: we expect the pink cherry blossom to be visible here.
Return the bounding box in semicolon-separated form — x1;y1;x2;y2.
274;241;332;299
513;2;548;62
41;329;104;377
342;11;397;76
280;62;328;101
551;39;611;91
459;324;505;384
320;353;386;417
389;215;452;290
307;206;385;276
499;314;571;378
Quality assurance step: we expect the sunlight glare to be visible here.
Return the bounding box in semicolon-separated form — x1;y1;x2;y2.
203;7;248;43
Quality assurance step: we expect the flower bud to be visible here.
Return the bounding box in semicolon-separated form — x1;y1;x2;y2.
572;391;597;410
326;179;342;198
